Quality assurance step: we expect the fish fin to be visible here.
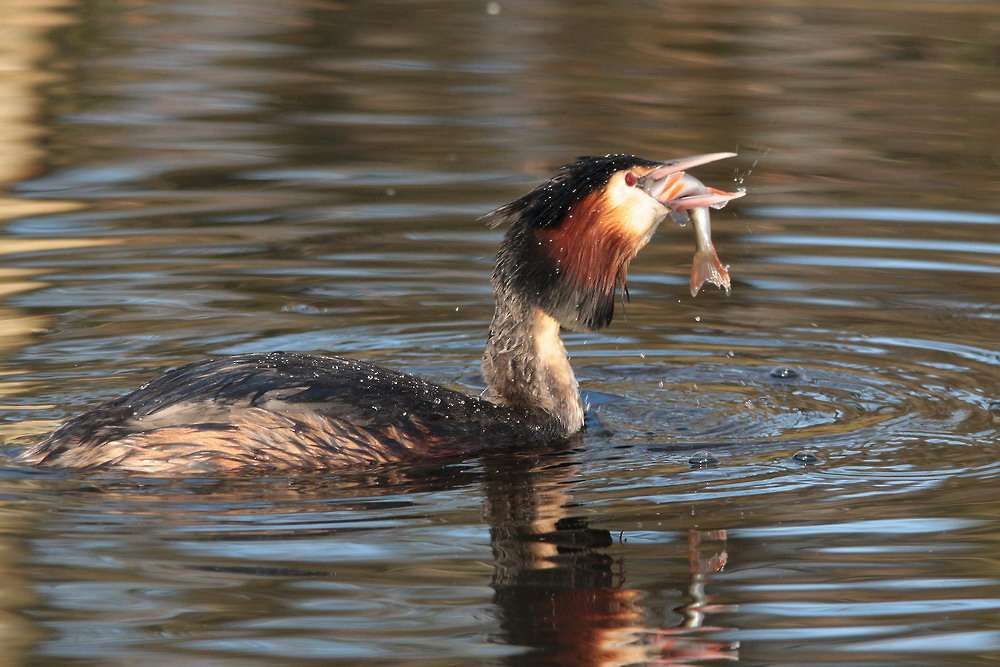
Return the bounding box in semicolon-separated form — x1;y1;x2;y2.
690;249;731;297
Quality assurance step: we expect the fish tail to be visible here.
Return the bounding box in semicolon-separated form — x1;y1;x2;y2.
690;248;731;297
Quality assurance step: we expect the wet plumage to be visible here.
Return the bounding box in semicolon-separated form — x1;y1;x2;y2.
20;352;556;475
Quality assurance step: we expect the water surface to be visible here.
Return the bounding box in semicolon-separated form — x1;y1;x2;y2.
0;0;997;663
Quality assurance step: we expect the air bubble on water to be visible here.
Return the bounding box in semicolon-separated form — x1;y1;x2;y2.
769;366;801;381
689;451;719;468
792;450;823;464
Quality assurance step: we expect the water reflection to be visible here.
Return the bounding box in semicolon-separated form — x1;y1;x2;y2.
486;453;736;664
0;450;744;664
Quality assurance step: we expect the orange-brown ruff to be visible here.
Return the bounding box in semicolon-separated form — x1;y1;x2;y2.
17;153;743;475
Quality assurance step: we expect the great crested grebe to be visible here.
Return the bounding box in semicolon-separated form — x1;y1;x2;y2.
17;153;744;475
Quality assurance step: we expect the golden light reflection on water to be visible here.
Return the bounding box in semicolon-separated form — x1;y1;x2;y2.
0;0;89;394
0;0;81;210
0;0;86;661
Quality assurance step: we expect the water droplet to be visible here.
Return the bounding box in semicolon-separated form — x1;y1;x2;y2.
791;450;822;464
688;451;719;468
769;366;801;381
694;316;701;322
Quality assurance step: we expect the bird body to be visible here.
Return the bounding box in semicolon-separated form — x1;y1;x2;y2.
20;352;557;475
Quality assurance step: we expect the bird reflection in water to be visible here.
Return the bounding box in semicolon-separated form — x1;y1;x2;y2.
484;453;738;665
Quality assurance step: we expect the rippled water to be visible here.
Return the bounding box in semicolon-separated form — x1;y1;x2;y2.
0;0;997;663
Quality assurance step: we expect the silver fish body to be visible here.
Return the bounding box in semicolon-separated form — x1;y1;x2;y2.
689;205;731;297
664;173;741;297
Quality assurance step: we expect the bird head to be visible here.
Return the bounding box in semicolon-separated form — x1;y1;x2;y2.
487;152;743;331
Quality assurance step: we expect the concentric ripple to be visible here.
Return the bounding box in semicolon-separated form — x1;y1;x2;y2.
583;325;998;456
566;198;1000;463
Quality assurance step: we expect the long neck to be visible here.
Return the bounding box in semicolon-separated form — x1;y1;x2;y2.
481;290;584;436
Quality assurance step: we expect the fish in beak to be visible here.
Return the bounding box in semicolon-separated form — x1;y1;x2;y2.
638;152;745;297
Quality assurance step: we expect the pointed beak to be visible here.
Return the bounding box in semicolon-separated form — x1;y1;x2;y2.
639;152;745;211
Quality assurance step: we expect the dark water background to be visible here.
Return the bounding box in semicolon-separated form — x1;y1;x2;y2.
0;0;997;663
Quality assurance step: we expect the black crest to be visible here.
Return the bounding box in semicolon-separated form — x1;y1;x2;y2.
485;154;661;230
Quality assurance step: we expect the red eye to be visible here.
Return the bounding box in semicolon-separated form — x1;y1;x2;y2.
624;172;637;187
